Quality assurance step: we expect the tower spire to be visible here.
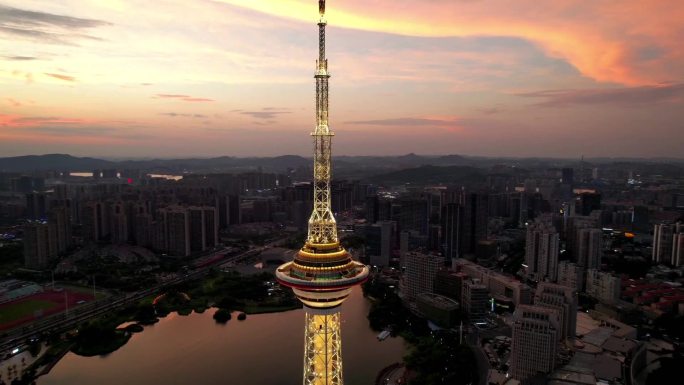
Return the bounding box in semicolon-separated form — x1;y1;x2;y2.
276;2;369;384
310;0;334;244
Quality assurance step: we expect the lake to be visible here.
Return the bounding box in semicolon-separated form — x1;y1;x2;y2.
39;289;406;385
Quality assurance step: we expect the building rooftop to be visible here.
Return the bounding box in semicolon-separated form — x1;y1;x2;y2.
602;336;637;355
548;365;596;385
416;292;459;310
582;327;613;349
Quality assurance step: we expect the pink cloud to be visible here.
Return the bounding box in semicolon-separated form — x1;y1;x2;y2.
154;94;215;102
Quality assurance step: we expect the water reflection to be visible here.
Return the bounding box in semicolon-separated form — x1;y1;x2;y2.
39;289;405;385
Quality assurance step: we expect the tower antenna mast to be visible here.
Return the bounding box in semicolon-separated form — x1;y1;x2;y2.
277;2;370;384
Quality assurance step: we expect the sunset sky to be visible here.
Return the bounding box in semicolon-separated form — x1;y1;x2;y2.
1;0;683;158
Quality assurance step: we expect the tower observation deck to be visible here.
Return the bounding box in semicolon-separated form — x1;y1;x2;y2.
276;1;369;385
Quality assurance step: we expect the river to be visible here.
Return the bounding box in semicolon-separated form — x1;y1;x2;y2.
38;289;406;385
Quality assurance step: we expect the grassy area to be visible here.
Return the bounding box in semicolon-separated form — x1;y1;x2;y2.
0;299;58;324
71;330;131;357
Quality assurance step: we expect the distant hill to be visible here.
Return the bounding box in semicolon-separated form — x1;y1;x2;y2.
2;153;681;178
0;154;115;172
368;165;485;185
0;154;311;173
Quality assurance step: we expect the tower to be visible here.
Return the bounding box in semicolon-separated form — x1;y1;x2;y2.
276;2;369;385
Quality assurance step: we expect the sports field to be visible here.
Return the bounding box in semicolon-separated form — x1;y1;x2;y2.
0;299;58;324
0;289;95;331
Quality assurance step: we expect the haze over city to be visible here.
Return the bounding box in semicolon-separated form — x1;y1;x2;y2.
1;0;683;158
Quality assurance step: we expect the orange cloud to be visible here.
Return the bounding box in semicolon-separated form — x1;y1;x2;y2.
219;0;684;85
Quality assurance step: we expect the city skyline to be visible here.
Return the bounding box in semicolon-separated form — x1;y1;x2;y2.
1;0;684;158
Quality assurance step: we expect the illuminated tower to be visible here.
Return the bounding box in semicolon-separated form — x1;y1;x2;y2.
276;1;369;385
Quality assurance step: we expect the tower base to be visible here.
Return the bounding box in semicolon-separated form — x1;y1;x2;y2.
303;306;343;385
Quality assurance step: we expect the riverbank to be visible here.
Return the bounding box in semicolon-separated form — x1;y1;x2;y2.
37;288;406;385
8;269;299;384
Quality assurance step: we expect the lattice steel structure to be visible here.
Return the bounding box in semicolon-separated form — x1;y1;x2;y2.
276;2;369;385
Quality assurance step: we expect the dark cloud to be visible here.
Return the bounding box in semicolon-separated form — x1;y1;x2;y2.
159;113;208;118
0;5;110;45
2;55;38;61
44;73;75;82
235;108;292;120
517;83;684;107
345;117;457;126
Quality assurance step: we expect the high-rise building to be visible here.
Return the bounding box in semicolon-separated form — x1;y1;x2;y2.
82;201;110;242
564;215;599;258
23;222;51;269
275;3;370;384
365;221;393;267
203;206;218;249
672;232;684;267
218;194;240;228
561;168;574;185
576;228;602;268
134;206;153;248
395;198;429;236
399;230;409;267
534;282;577;341
365;195;379;224
585;269;621;304
525;220;559;281
401;252;442;302
162;206;191;257
462;278;488;322
371;221;395;266
186;206;218;253
652;222;680;265
26;192;49;220
576;192;601;216
462;192;489;256
110;201;129;244
453;258;532;306
442;202;463;261
47;206;72;254
557;261;584;291
510;305;559;383
434;270;466;302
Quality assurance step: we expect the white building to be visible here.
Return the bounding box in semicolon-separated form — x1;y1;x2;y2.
586;269;621;304
510;305;559;383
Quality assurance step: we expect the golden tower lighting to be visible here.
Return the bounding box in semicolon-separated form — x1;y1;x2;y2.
276;1;369;385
